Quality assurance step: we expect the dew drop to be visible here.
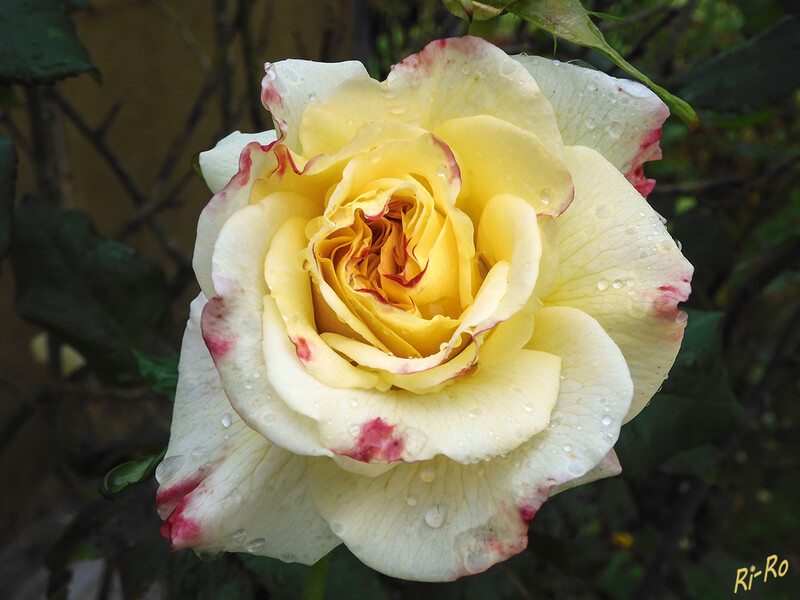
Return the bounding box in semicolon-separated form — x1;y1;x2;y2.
308;92;318;102
676;240;683;251
348;424;360;437
612;279;624;290
244;380;253;390
603;432;615;443
568;462;583;475
585;117;597;130
607;121;624;139
331;521;345;535
420;465;437;483
626;279;635;287
601;415;613;426
467;407;483;419
460;64;471;75
155;455;185;482
499;61;516;78
539;187;553;205
281;553;297;562
563;444;572;453
597;279;610;291
232;528;247;544
424;505;448;529
552;59;561;66
675;311;688;324
407;495;418;507
387;106;406;115
350;399;359;408
244;539;266;554
221;413;232;428
524;404;534;413
587;82;598;92
190;446;206;458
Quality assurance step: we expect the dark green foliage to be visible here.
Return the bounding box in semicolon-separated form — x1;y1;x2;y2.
10;198;172;384
678;16;800;114
0;0;94;84
0;135;16;265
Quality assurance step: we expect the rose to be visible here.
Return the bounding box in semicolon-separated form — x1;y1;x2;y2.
156;37;692;581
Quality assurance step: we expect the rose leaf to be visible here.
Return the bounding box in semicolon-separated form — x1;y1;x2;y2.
0;0;95;84
10;198;172;384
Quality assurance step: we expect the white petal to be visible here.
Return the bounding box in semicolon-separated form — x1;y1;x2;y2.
193;142;280;298
203;200;328;455
199;130;278;194
515;56;669;196
543;145;693;421
262;59;370;154
306;307;633;581
156;294;339;563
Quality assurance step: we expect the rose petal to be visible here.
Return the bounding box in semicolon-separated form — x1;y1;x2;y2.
514;56;669;196
204;200;329;454
199;130;278;194
194;141;279;298
265;216;388;391
157;295;339;563
263;292;561;464
262;59;370;153
543;145;693;421
435;115;574;219
305;306;632;580
298;36;563;159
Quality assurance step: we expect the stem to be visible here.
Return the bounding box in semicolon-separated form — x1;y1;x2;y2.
301;554;330;600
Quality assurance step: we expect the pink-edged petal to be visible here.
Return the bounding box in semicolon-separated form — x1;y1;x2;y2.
193;141;279;298
156;295;339;562
298;36;563;159
264;216;387;391
263;293;561;464
514;56;669;196
549;449;621;496
543;145;692;421
203;199;328;455
435;116;573;220
304;307;631;581
199;130;278;194
262;59;370;154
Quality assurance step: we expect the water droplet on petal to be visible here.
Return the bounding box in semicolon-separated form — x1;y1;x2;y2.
539;187;553;205
587;82;598;92
601;415;613;426
245;538;266;553
420;465;437;483
552;59;561;66
563;444;572;453
468;407;483;419
524;404;534;413
221;413;232;428
233;528;247;544
155;455;185;482
407;495;418;507
190;446;206;458
586;117;597;130
607;121;624;139
331;521;345;535
244;380;253;390
612;279;624;290
568;462;583;475
597;279;610;291
424;505;448;529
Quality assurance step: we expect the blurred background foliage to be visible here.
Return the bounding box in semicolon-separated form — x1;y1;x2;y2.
1;0;799;598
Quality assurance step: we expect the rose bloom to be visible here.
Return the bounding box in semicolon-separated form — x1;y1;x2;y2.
156;37;692;581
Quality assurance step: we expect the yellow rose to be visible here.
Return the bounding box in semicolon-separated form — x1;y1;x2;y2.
156;37;692;581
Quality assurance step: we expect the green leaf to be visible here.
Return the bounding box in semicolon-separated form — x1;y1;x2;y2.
99;448;166;499
133;350;179;401
10;198;172;384
616;311;745;480
0;0;95;84
677;15;800;114
0;135;17;265
475;0;699;130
